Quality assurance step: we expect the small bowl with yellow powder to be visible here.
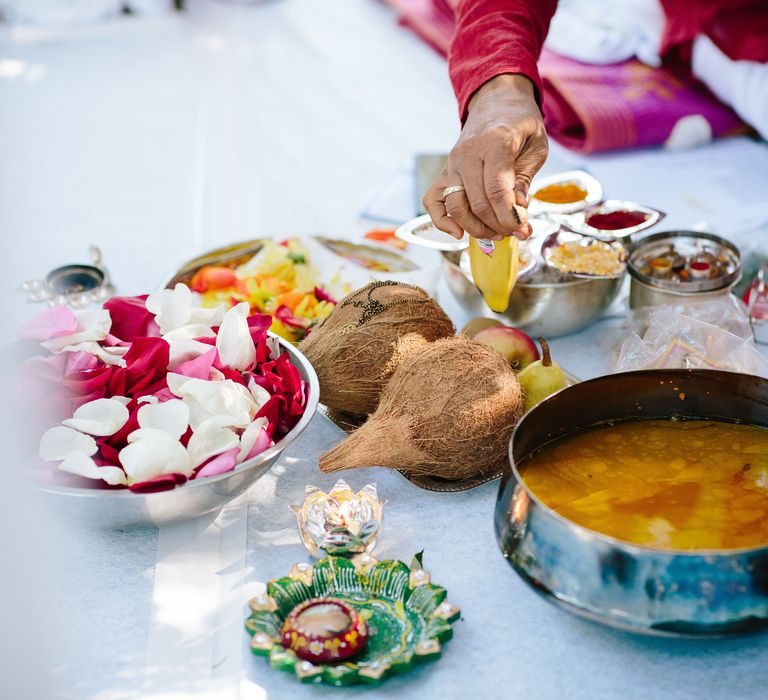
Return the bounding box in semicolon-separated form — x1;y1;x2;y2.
529;169;603;215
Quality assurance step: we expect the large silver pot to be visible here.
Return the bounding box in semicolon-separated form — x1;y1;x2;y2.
496;369;768;636
37;338;319;530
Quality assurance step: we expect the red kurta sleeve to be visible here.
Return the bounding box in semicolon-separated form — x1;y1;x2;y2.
449;0;558;121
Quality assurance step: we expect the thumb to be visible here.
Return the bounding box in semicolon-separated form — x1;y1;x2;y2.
513;138;548;207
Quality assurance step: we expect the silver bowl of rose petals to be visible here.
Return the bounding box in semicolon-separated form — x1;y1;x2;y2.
16;284;318;528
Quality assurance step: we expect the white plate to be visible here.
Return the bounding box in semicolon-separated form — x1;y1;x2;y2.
528;170;603;216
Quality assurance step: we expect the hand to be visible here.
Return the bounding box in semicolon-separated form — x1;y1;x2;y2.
424;74;548;241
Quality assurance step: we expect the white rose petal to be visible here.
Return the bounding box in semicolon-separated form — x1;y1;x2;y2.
41;309;113;353
209;367;226;382
168;339;216;369
190;304;226;328
216;302;256;371
247;378;271;412
237;417;269;462
126;428;178;444
146;284;193;335
111;396;132;406
168;374;253;429
119;434;193;482
163;324;217;344
58;452;127;486
266;336;281;359
62;398;130;437
57;341;129;367
138;395;159;405
187;417;240;467
39;426;97;461
137;399;189;440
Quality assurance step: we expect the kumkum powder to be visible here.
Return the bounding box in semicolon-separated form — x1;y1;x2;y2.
532;182;588;204
586;209;649;230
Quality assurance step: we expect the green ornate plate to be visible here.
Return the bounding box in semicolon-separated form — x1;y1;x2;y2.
245;554;460;685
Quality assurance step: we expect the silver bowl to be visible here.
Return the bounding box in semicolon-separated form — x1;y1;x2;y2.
496;369;768;636
37;338;320;529
442;250;624;337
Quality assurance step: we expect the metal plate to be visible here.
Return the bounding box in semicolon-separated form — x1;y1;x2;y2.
320;370;580;493
559;199;665;240
164;236;421;290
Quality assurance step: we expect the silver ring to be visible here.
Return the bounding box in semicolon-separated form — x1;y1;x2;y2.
441;185;466;198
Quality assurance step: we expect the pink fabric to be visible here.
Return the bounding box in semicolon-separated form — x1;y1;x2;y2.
538;50;744;154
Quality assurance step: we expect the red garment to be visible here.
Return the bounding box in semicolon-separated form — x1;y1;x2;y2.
660;0;768;63
448;0;768;121
448;0;557;120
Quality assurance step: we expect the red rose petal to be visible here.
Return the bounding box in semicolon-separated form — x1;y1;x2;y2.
103;295;161;344
313;286;337;305
128;472;187;493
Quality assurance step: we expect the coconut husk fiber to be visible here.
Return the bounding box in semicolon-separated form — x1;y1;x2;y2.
319;336;523;483
298;281;454;416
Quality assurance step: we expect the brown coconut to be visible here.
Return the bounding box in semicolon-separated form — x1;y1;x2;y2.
319;336;524;482
299;281;454;416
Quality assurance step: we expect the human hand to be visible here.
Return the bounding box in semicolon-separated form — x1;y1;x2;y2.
424;74;548;241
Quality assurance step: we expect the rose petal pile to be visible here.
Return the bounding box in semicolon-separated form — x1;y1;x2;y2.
19;284;308;493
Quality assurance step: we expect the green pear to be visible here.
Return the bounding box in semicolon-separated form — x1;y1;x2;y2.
518;337;566;412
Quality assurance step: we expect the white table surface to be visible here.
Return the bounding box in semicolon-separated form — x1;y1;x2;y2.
3;1;768;699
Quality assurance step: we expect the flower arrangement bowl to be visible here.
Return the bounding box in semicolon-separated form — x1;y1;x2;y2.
36;337;319;529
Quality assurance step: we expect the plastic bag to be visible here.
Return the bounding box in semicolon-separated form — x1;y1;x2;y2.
614;299;768;377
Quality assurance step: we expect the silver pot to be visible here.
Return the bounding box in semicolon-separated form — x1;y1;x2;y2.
441;250;624;337
37;338;320;529
496;369;768;636
628;231;741;309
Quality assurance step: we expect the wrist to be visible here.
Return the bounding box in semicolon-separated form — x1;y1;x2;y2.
468;74;536;112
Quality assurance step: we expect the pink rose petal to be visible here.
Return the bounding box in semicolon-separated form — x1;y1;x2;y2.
243;427;273;462
17;306;78;341
196;447;239;478
65;351;100;374
174;347;217;380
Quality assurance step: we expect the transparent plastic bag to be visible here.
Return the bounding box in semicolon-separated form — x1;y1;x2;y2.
614;298;768;377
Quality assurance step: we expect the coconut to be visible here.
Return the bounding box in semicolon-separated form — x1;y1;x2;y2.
319;336;523;482
299;281;454;416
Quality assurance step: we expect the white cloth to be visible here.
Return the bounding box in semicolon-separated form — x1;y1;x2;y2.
0;0;174;25
545;0;664;67
692;34;768;141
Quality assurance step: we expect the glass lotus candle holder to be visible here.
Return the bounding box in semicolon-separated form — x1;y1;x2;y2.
292;480;383;557
22;245;115;308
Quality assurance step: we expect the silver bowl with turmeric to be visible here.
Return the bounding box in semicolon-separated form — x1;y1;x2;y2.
497;369;768;636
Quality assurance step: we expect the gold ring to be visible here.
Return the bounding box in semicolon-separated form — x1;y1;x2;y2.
441;185;466;198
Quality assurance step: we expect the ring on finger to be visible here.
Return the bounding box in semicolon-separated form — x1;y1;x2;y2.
441;184;466;199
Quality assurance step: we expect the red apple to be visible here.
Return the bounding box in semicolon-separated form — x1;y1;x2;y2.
461;317;505;339
473;325;540;369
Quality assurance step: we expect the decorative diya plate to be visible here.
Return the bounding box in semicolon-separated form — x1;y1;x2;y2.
245;554;460;685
